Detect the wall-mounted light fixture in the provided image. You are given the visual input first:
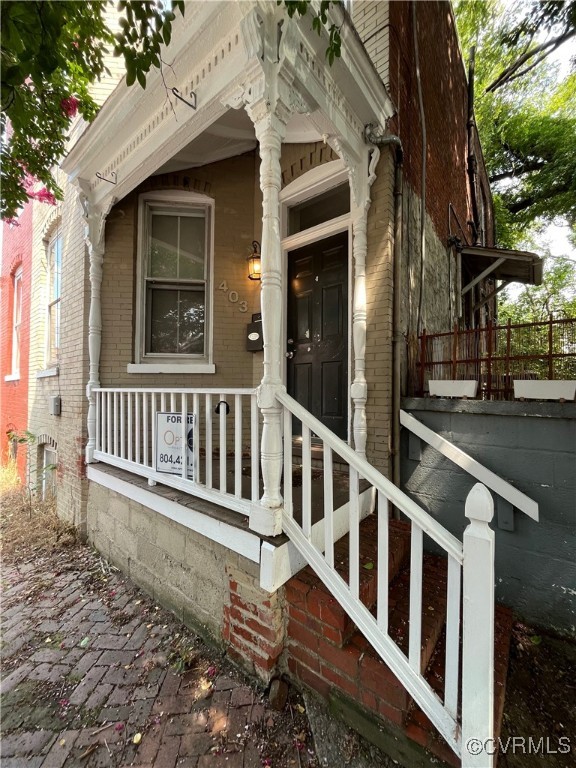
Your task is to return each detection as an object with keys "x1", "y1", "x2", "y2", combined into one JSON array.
[{"x1": 247, "y1": 240, "x2": 262, "y2": 280}]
